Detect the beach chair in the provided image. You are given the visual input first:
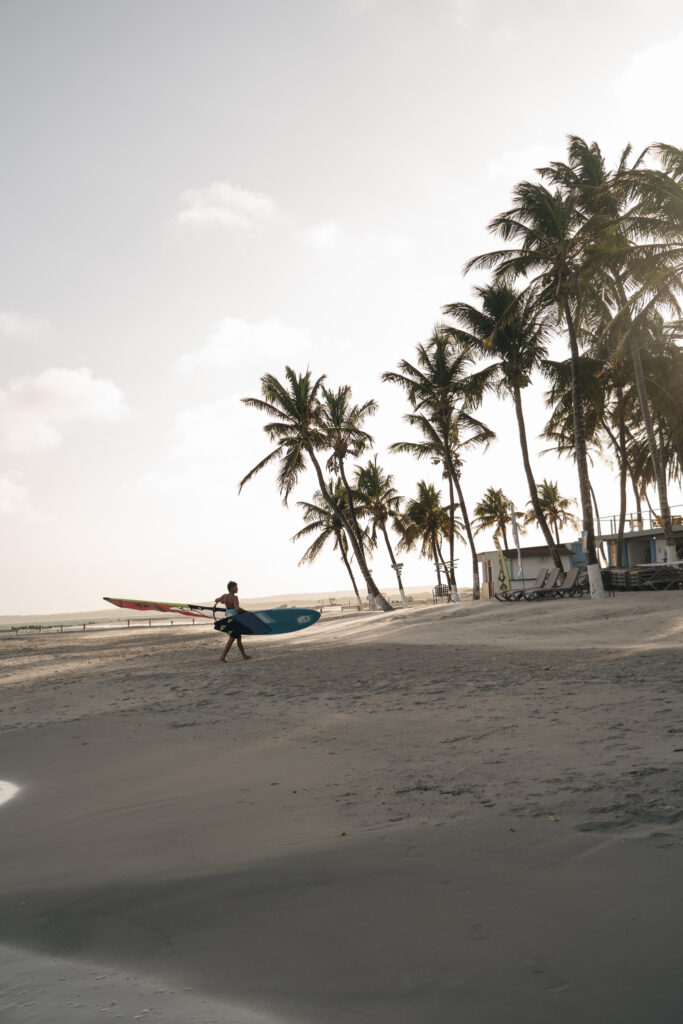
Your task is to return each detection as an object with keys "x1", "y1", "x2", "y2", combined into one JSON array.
[
  {"x1": 551, "y1": 566, "x2": 582, "y2": 597},
  {"x1": 494, "y1": 569, "x2": 546, "y2": 602},
  {"x1": 522, "y1": 567, "x2": 562, "y2": 600}
]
